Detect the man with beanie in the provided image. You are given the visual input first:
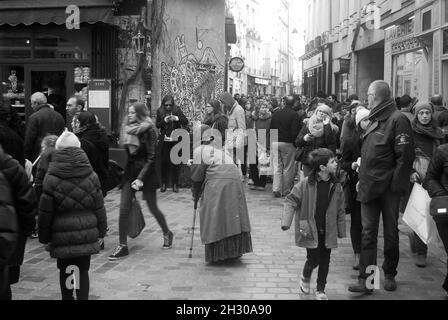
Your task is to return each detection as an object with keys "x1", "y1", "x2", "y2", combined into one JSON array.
[
  {"x1": 349, "y1": 80, "x2": 414, "y2": 294},
  {"x1": 430, "y1": 95, "x2": 446, "y2": 125},
  {"x1": 24, "y1": 92, "x2": 65, "y2": 162},
  {"x1": 220, "y1": 92, "x2": 246, "y2": 173},
  {"x1": 270, "y1": 95, "x2": 300, "y2": 197}
]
